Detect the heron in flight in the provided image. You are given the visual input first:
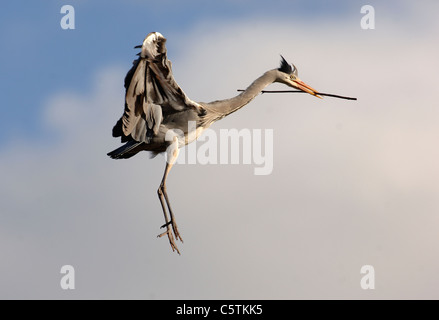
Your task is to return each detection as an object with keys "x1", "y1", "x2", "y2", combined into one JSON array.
[{"x1": 108, "y1": 32, "x2": 320, "y2": 254}]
